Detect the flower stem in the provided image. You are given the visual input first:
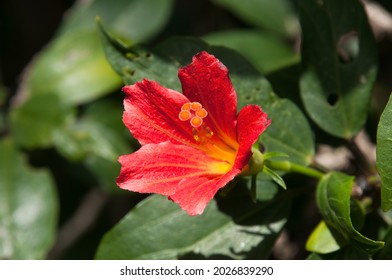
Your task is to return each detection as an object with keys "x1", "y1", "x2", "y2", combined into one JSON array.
[{"x1": 265, "y1": 160, "x2": 324, "y2": 180}]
